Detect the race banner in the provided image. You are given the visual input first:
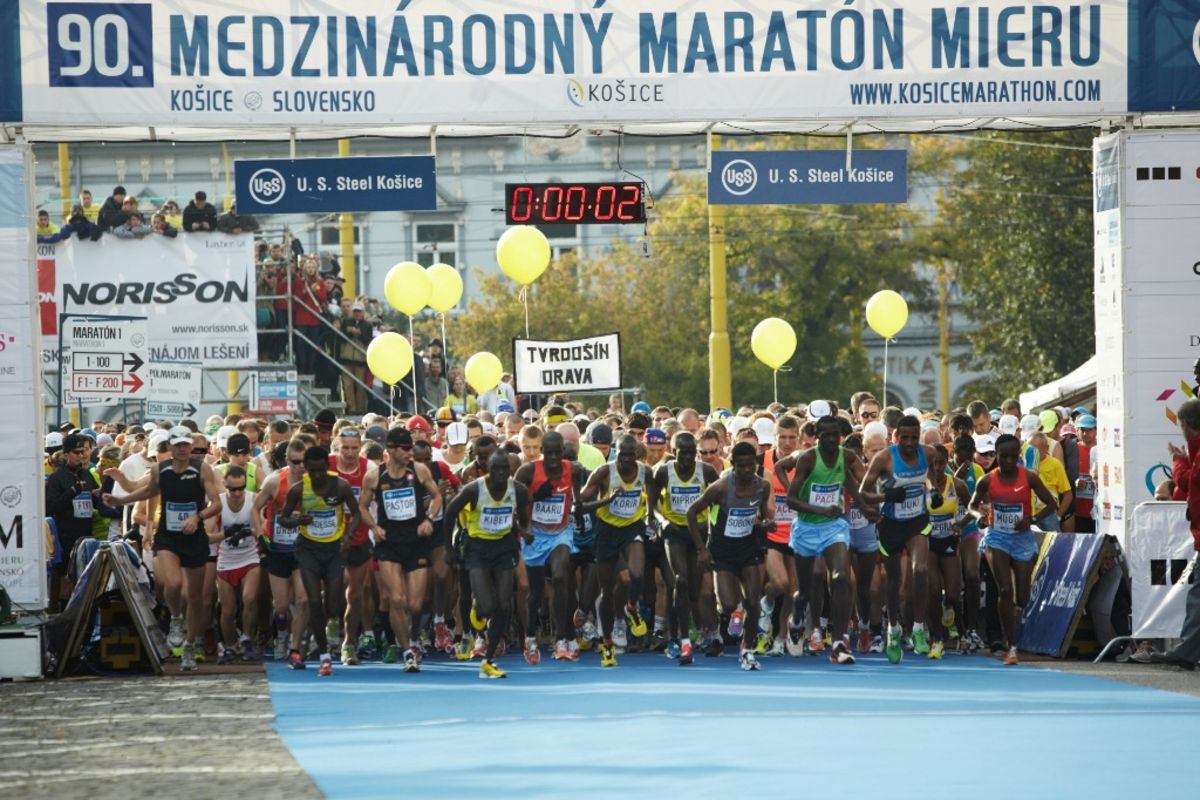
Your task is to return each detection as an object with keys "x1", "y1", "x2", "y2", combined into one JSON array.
[
  {"x1": 1018, "y1": 531, "x2": 1107, "y2": 656},
  {"x1": 1127, "y1": 501, "x2": 1194, "y2": 638},
  {"x1": 513, "y1": 333, "x2": 622, "y2": 395},
  {"x1": 38, "y1": 234, "x2": 258, "y2": 370},
  {"x1": 3, "y1": 1, "x2": 1199, "y2": 127}
]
